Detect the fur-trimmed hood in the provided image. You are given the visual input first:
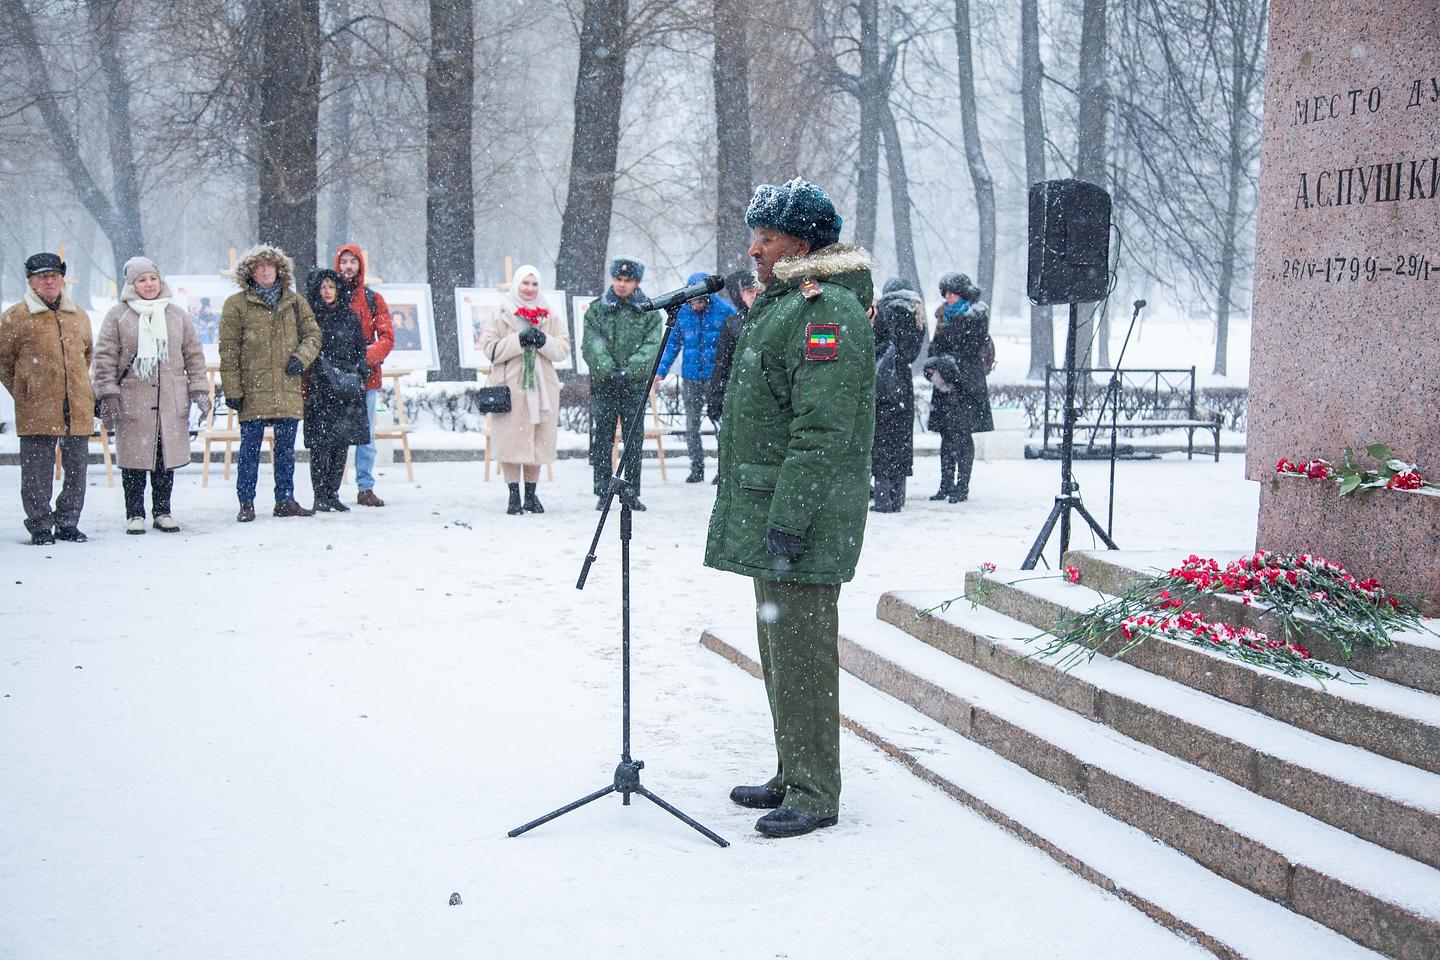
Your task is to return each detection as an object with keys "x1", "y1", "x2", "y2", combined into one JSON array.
[
  {"x1": 772, "y1": 243, "x2": 872, "y2": 283},
  {"x1": 233, "y1": 243, "x2": 296, "y2": 290}
]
